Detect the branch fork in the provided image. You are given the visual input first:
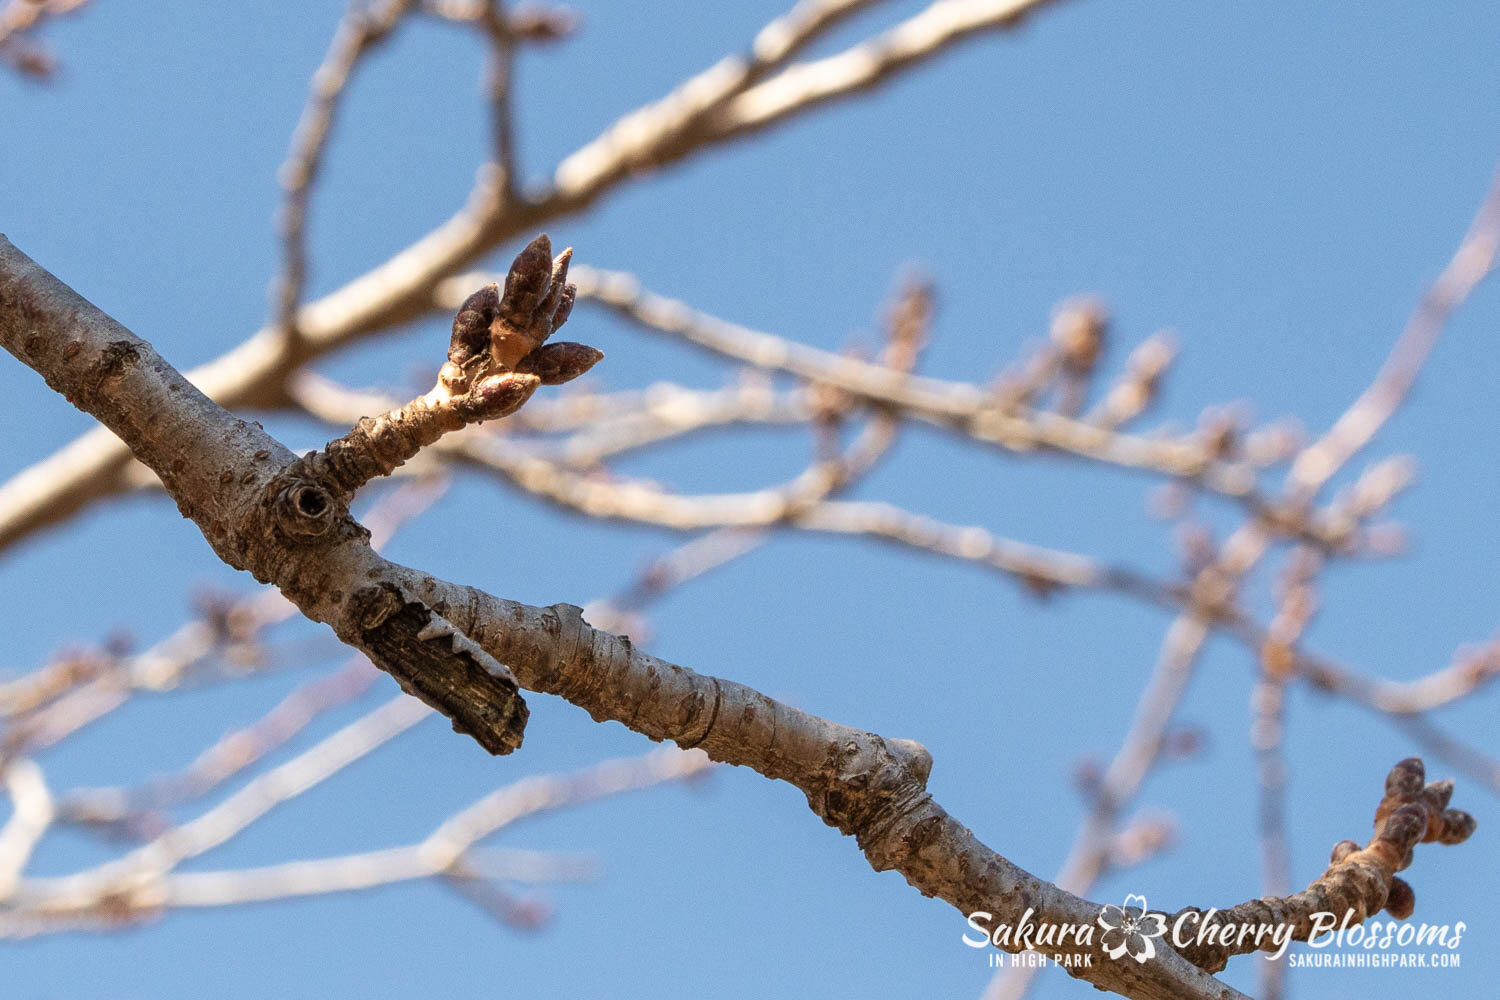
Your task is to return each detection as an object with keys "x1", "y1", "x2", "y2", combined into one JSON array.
[
  {"x1": 209, "y1": 235, "x2": 594, "y2": 755},
  {"x1": 237, "y1": 235, "x2": 602, "y2": 755}
]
